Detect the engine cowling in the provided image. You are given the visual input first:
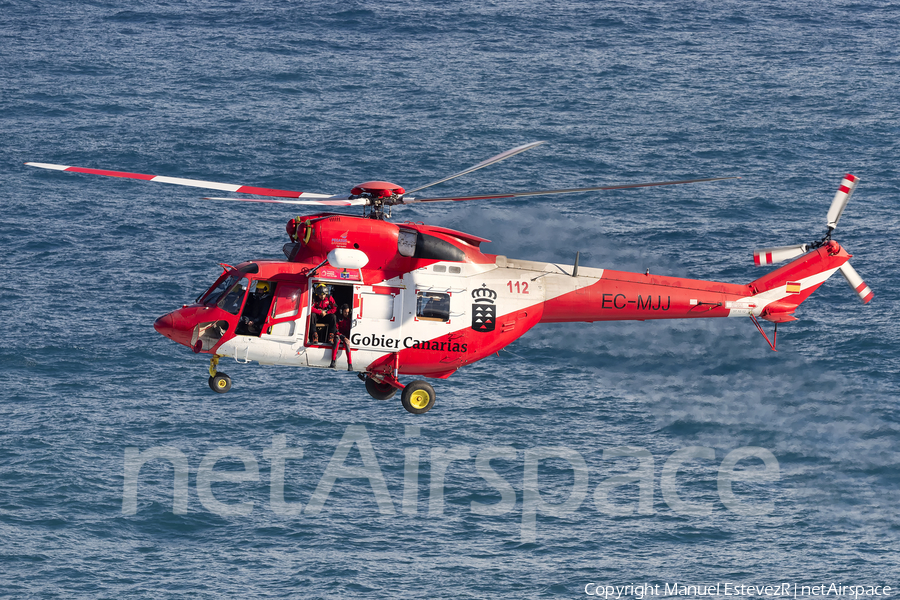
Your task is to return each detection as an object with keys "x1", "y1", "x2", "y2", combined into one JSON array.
[{"x1": 283, "y1": 214, "x2": 486, "y2": 271}]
